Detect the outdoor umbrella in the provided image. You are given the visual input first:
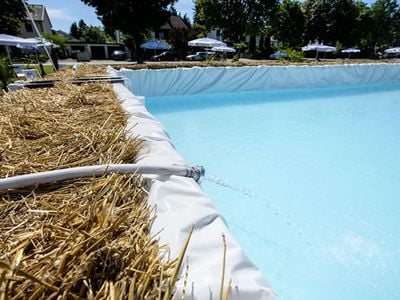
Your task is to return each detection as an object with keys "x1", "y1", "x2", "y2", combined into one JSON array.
[
  {"x1": 0, "y1": 33, "x2": 39, "y2": 63},
  {"x1": 270, "y1": 51, "x2": 289, "y2": 59},
  {"x1": 0, "y1": 34, "x2": 37, "y2": 46},
  {"x1": 211, "y1": 46, "x2": 236, "y2": 53},
  {"x1": 140, "y1": 39, "x2": 170, "y2": 50},
  {"x1": 384, "y1": 47, "x2": 400, "y2": 54},
  {"x1": 16, "y1": 43, "x2": 38, "y2": 50},
  {"x1": 302, "y1": 43, "x2": 336, "y2": 59},
  {"x1": 188, "y1": 37, "x2": 226, "y2": 48},
  {"x1": 341, "y1": 48, "x2": 360, "y2": 58},
  {"x1": 25, "y1": 37, "x2": 57, "y2": 48}
]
